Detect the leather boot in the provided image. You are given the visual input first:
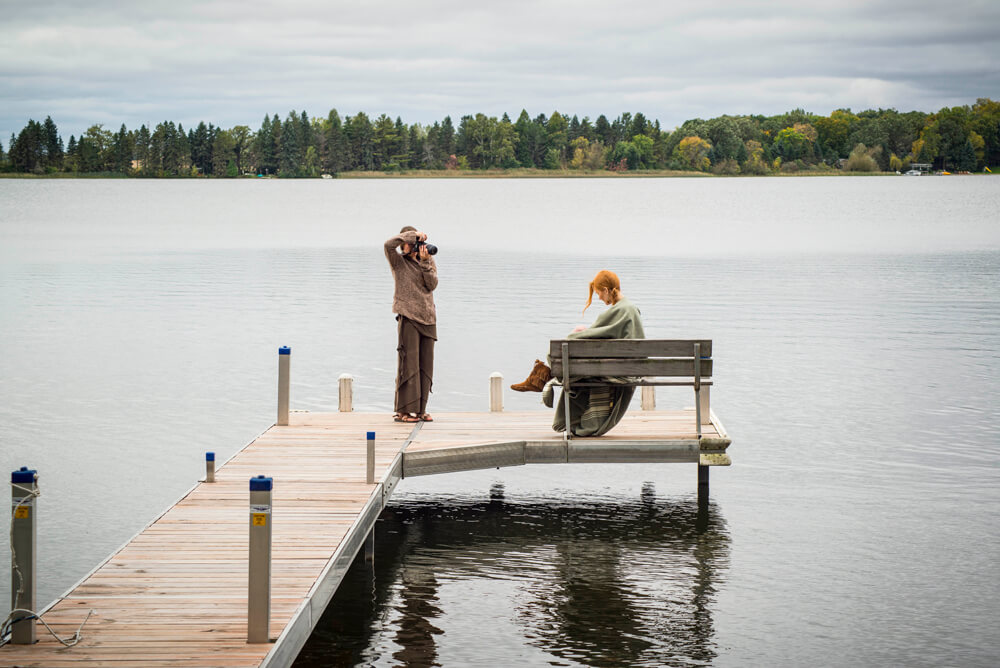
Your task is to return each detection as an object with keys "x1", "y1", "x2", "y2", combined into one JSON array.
[{"x1": 510, "y1": 359, "x2": 551, "y2": 392}]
